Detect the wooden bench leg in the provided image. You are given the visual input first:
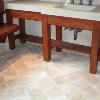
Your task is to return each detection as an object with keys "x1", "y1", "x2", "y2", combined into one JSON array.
[
  {"x1": 98, "y1": 45, "x2": 100, "y2": 61},
  {"x1": 56, "y1": 25, "x2": 62, "y2": 52},
  {"x1": 8, "y1": 33, "x2": 15, "y2": 50},
  {"x1": 19, "y1": 18, "x2": 26, "y2": 44},
  {"x1": 90, "y1": 24, "x2": 100, "y2": 74},
  {"x1": 42, "y1": 15, "x2": 51, "y2": 61}
]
